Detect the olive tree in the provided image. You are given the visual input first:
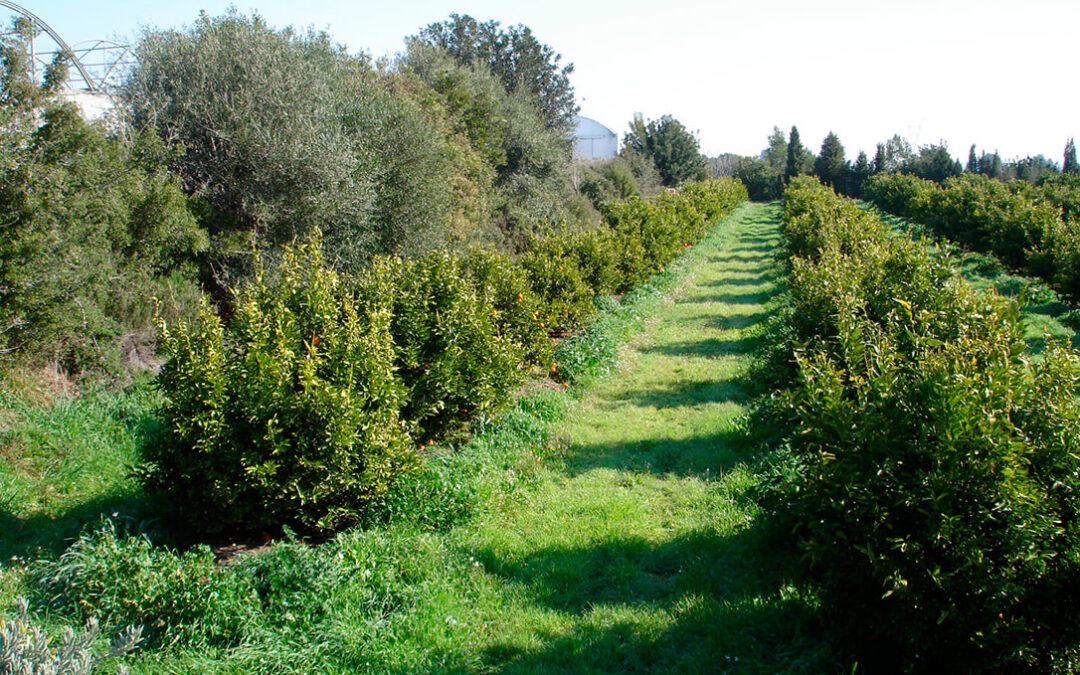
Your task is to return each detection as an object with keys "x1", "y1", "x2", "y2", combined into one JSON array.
[{"x1": 126, "y1": 10, "x2": 457, "y2": 281}]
